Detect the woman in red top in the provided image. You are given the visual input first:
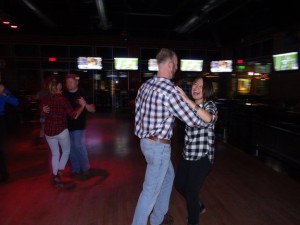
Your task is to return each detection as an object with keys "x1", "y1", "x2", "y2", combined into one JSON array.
[{"x1": 42, "y1": 77, "x2": 85, "y2": 187}]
